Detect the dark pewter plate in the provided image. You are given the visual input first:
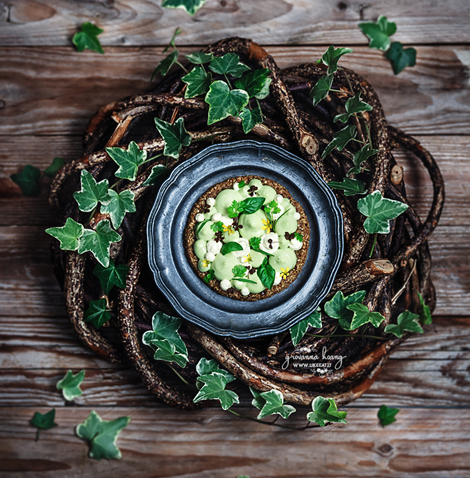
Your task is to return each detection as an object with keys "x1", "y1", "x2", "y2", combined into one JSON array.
[{"x1": 147, "y1": 140, "x2": 343, "y2": 339}]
